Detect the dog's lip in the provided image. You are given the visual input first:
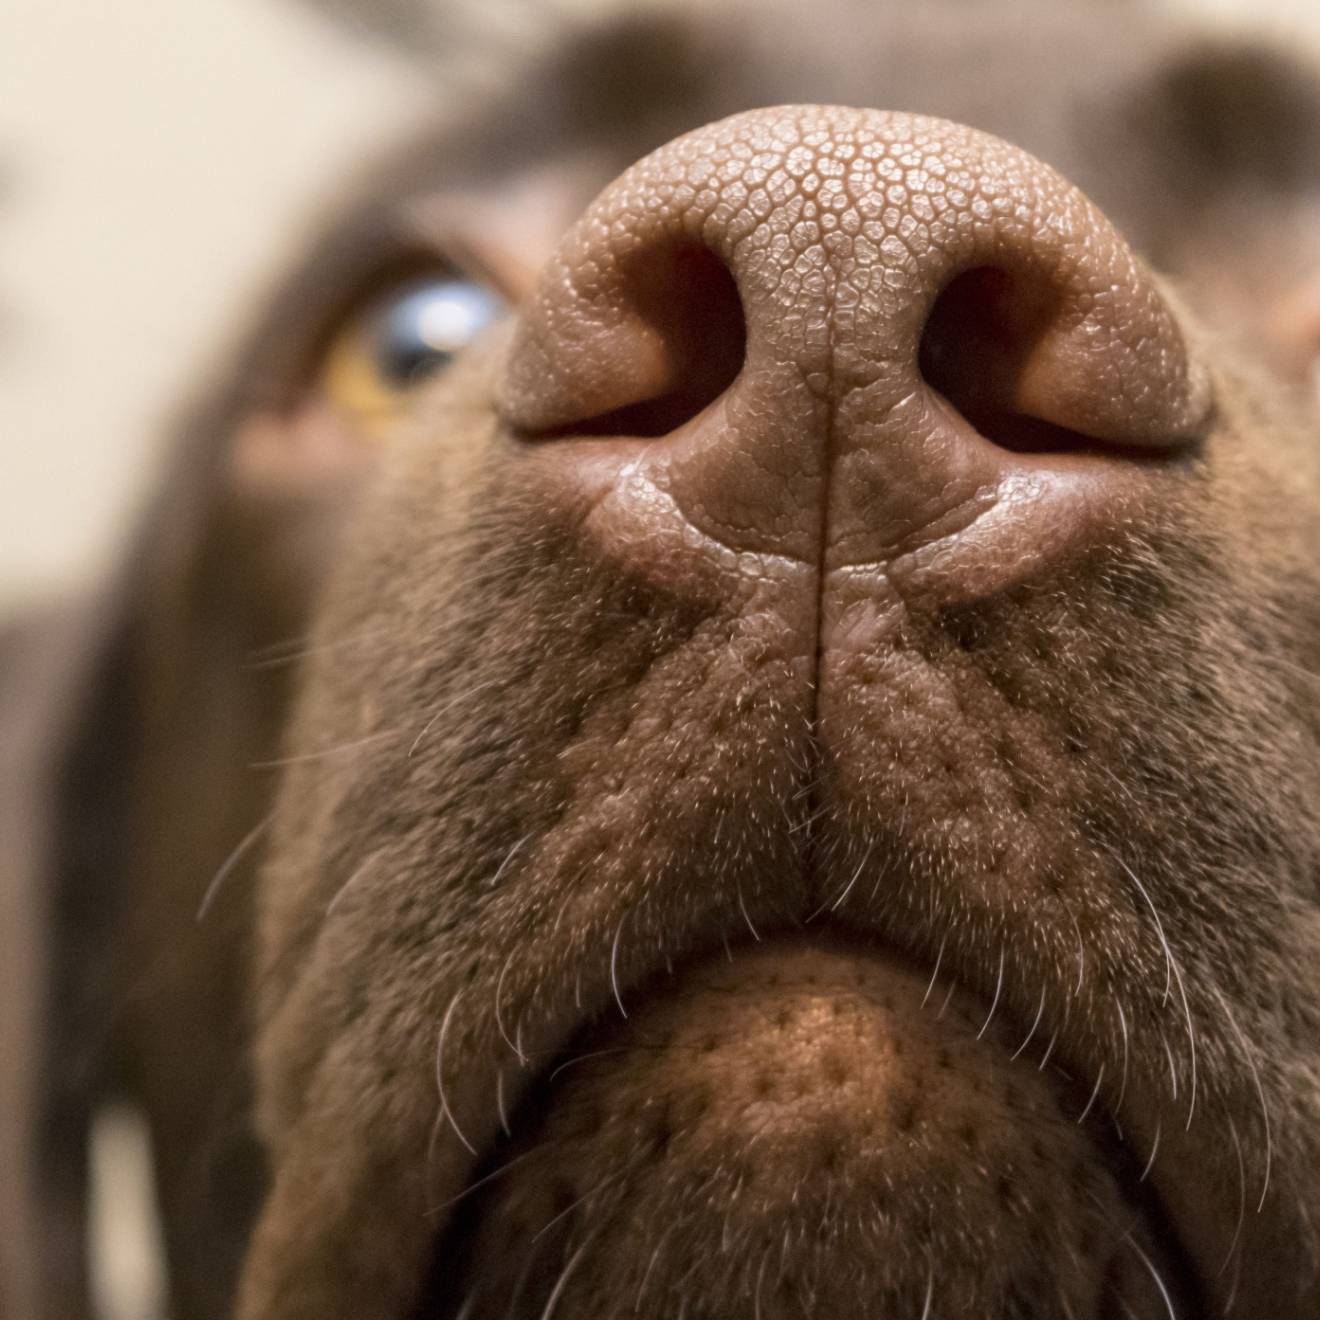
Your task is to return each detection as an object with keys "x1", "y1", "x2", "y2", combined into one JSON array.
[{"x1": 435, "y1": 921, "x2": 1203, "y2": 1316}]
